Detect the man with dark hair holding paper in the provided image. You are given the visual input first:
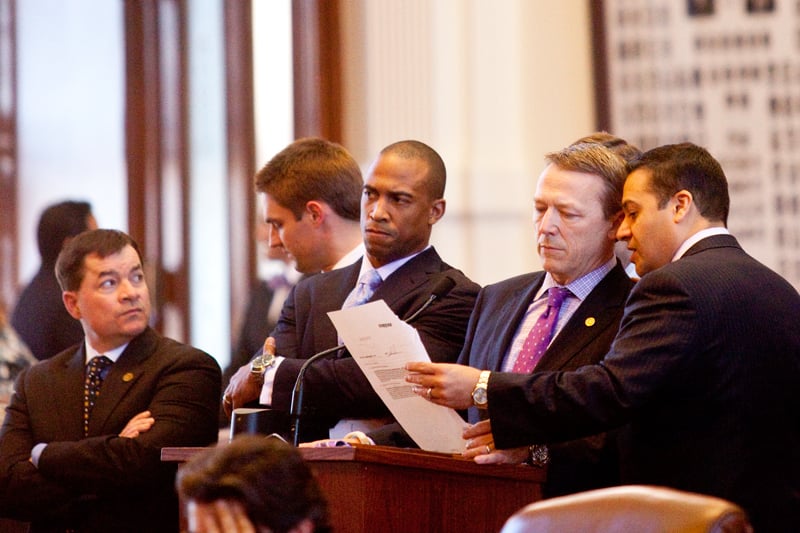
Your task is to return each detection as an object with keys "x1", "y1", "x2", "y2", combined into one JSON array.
[{"x1": 407, "y1": 143, "x2": 800, "y2": 531}]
